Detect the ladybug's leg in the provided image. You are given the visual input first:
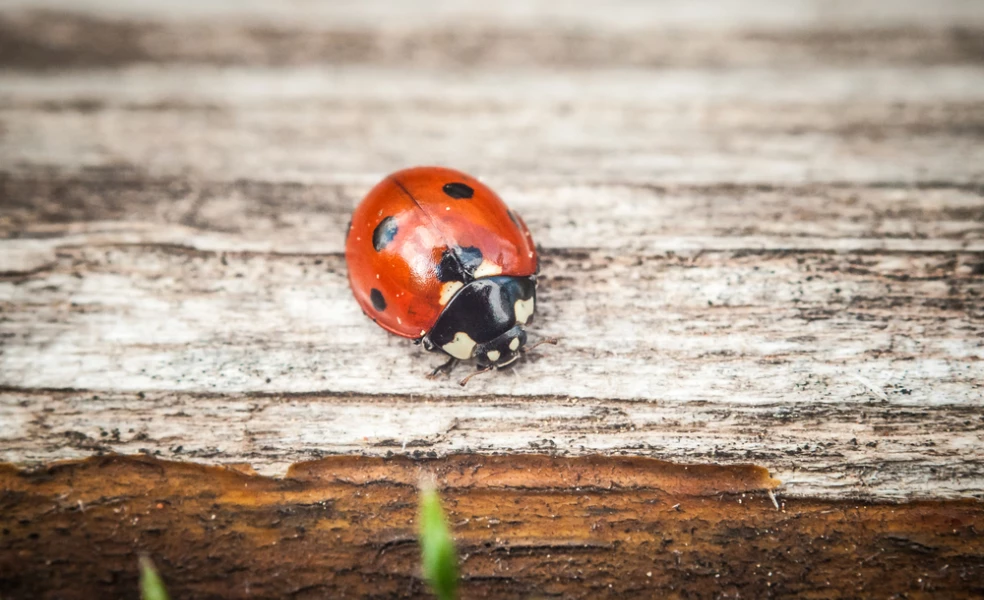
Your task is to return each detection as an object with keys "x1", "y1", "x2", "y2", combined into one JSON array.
[
  {"x1": 458, "y1": 365, "x2": 493, "y2": 387},
  {"x1": 427, "y1": 356, "x2": 459, "y2": 379}
]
